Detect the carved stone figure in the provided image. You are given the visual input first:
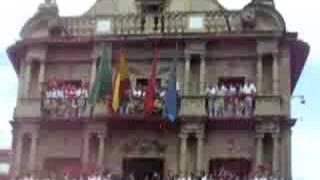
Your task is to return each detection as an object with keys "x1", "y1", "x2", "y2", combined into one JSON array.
[{"x1": 241, "y1": 7, "x2": 256, "y2": 30}]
